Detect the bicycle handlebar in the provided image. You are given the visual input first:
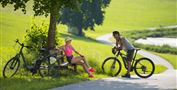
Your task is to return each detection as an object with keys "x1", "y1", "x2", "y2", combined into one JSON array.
[{"x1": 15, "y1": 39, "x2": 32, "y2": 49}]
